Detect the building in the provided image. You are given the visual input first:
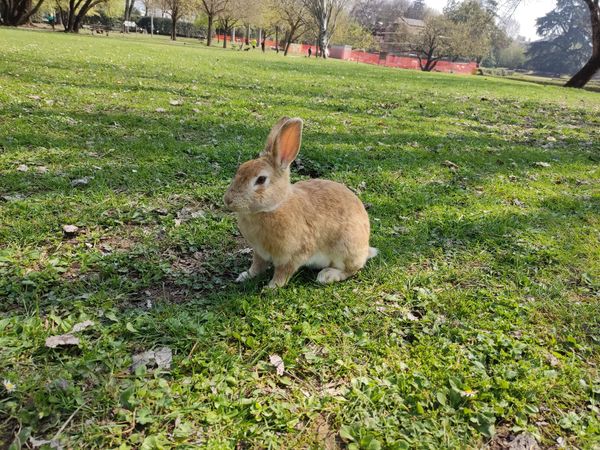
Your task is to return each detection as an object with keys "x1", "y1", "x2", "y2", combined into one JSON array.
[{"x1": 379, "y1": 17, "x2": 425, "y2": 54}]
